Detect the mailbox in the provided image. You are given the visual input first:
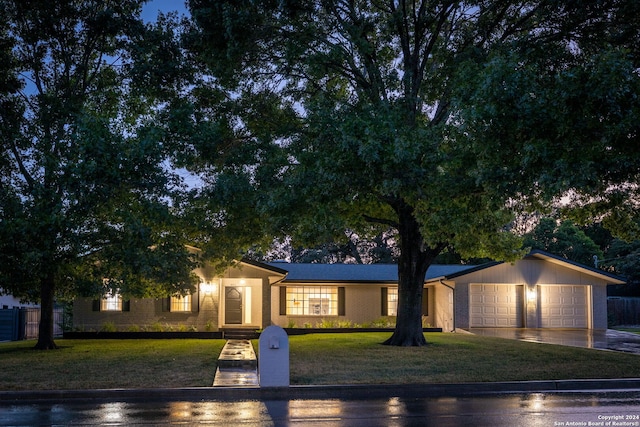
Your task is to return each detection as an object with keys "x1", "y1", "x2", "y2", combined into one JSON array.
[{"x1": 259, "y1": 325, "x2": 289, "y2": 387}]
